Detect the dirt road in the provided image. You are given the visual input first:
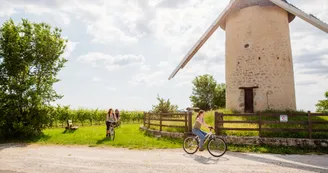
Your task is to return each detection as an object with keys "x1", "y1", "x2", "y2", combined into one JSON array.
[{"x1": 0, "y1": 144, "x2": 327, "y2": 173}]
